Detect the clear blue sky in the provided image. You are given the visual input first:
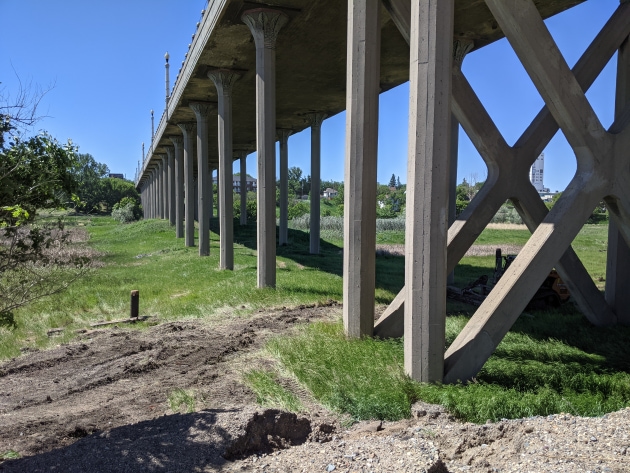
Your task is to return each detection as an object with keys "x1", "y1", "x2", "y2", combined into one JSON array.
[{"x1": 1, "y1": 0, "x2": 619, "y2": 192}]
